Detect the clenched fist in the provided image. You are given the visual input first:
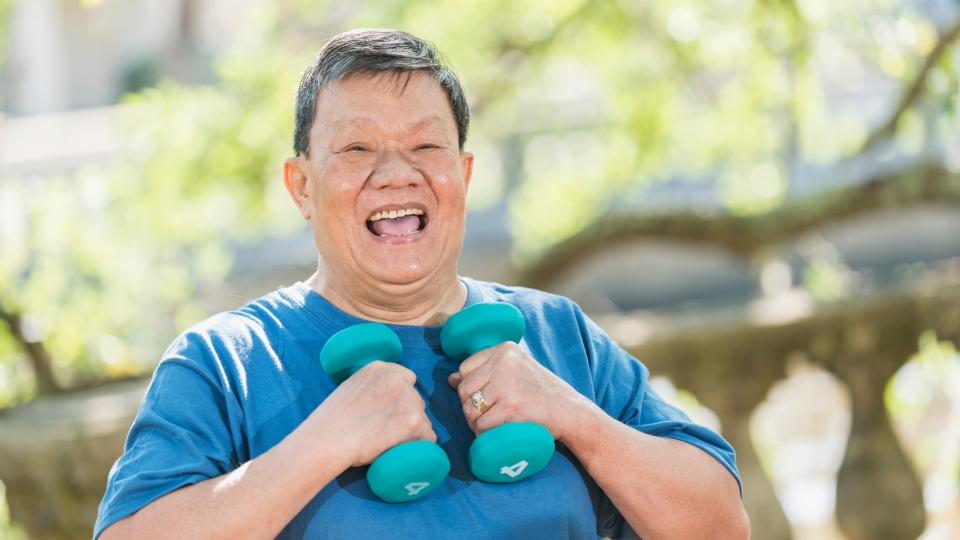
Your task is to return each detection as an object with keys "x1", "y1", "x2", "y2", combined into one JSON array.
[
  {"x1": 309, "y1": 360, "x2": 436, "y2": 467},
  {"x1": 448, "y1": 341, "x2": 593, "y2": 444}
]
